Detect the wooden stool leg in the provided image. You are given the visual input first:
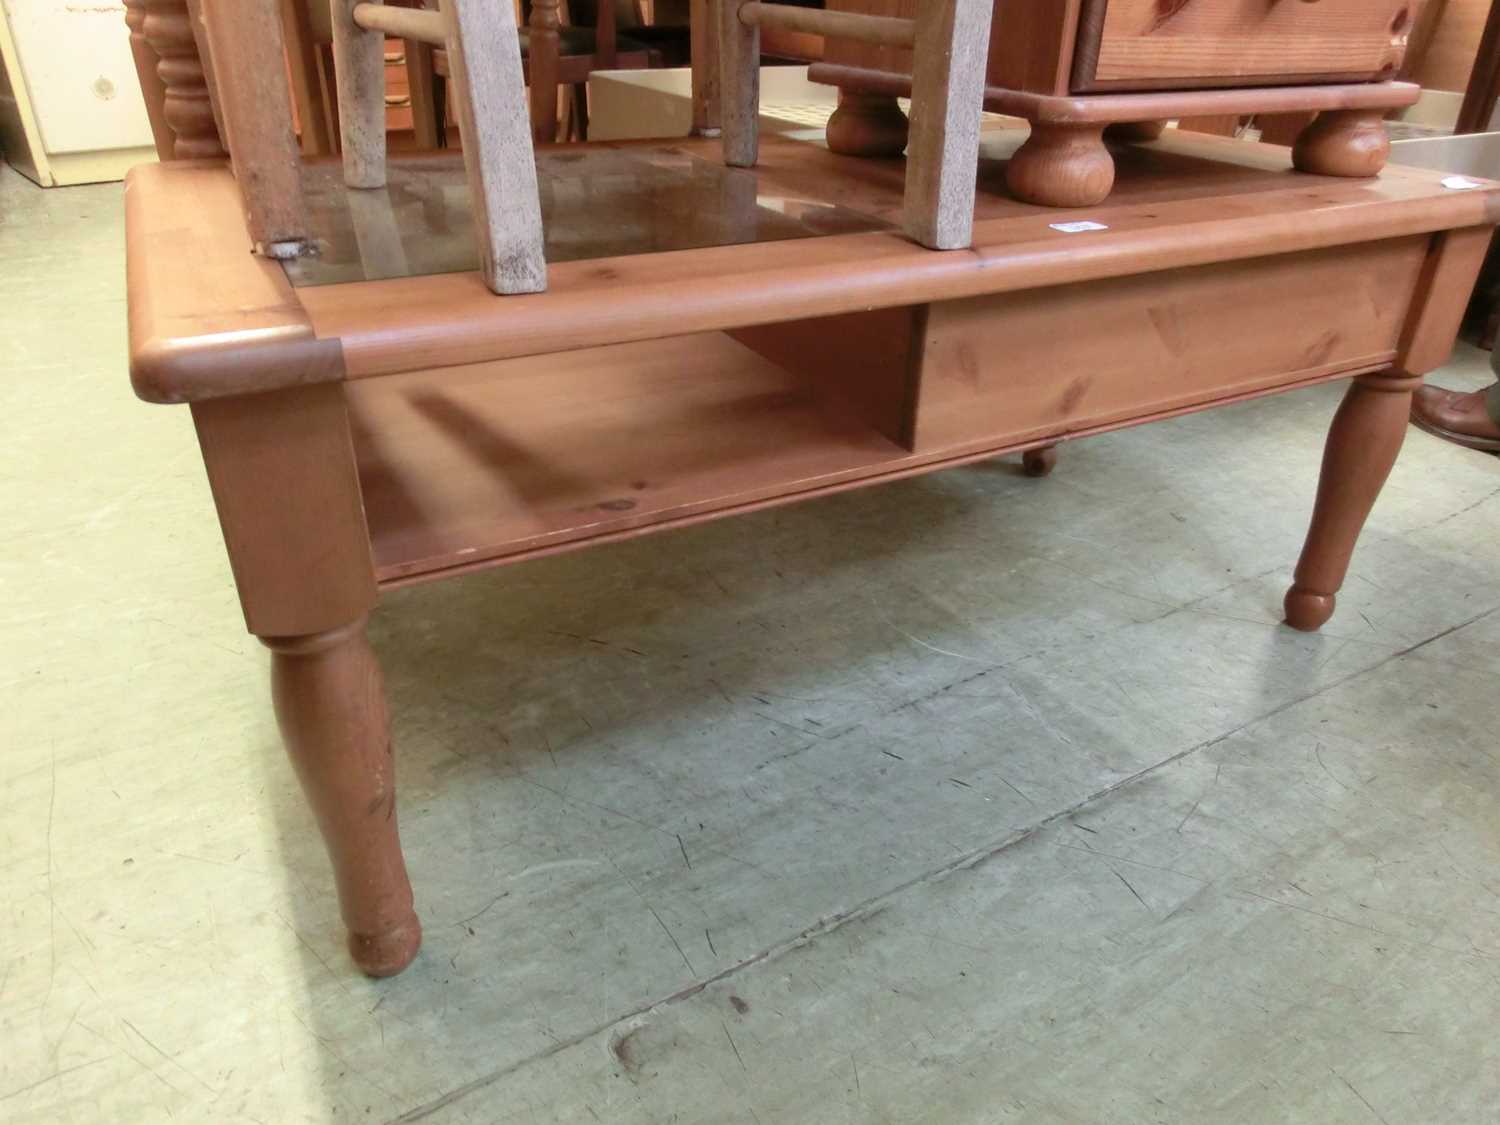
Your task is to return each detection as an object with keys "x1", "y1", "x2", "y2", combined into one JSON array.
[
  {"x1": 1006, "y1": 122, "x2": 1114, "y2": 208},
  {"x1": 1022, "y1": 444, "x2": 1058, "y2": 477},
  {"x1": 1285, "y1": 371, "x2": 1420, "y2": 631},
  {"x1": 263, "y1": 620, "x2": 420, "y2": 977},
  {"x1": 689, "y1": 0, "x2": 721, "y2": 136},
  {"x1": 720, "y1": 0, "x2": 760, "y2": 166},
  {"x1": 124, "y1": 0, "x2": 175, "y2": 159},
  {"x1": 443, "y1": 0, "x2": 547, "y2": 293},
  {"x1": 406, "y1": 39, "x2": 440, "y2": 150},
  {"x1": 134, "y1": 0, "x2": 226, "y2": 159},
  {"x1": 1292, "y1": 109, "x2": 1391, "y2": 178},
  {"x1": 903, "y1": 0, "x2": 993, "y2": 249},
  {"x1": 528, "y1": 0, "x2": 561, "y2": 144},
  {"x1": 331, "y1": 0, "x2": 387, "y2": 187},
  {"x1": 826, "y1": 91, "x2": 909, "y2": 157}
]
